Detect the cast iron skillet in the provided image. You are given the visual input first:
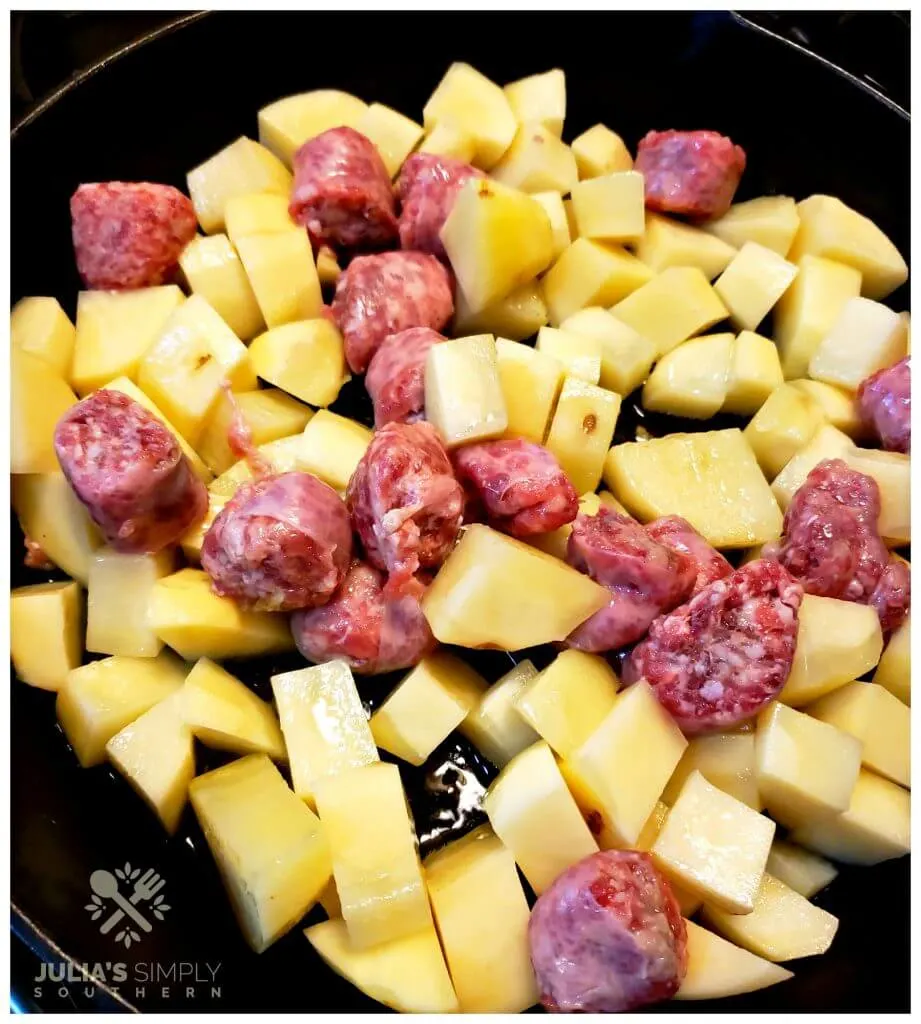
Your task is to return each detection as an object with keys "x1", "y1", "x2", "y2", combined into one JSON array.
[{"x1": 11, "y1": 11, "x2": 910, "y2": 1012}]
